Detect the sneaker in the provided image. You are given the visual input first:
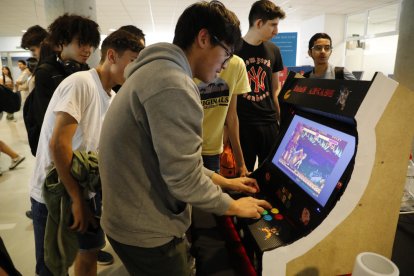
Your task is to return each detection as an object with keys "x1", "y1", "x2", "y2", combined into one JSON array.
[
  {"x1": 26, "y1": 210, "x2": 33, "y2": 220},
  {"x1": 9, "y1": 156, "x2": 25, "y2": 170},
  {"x1": 97, "y1": 250, "x2": 114, "y2": 266}
]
